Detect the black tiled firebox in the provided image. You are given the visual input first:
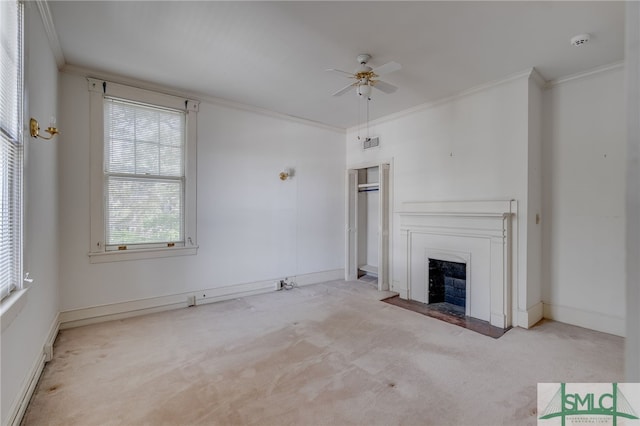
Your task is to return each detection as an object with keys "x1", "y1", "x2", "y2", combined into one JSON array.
[{"x1": 428, "y1": 259, "x2": 466, "y2": 308}]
